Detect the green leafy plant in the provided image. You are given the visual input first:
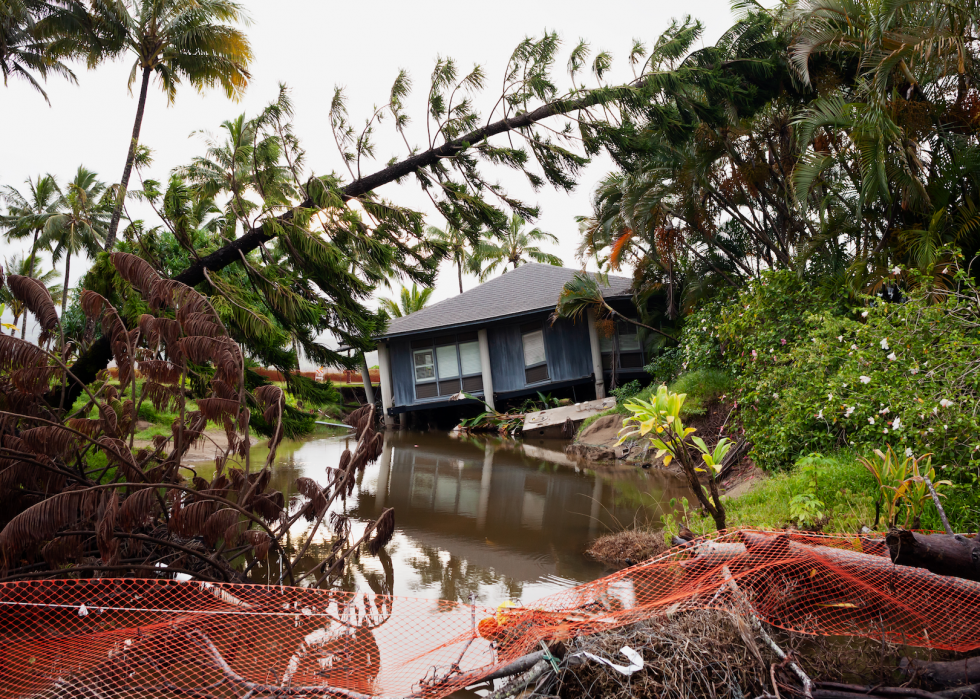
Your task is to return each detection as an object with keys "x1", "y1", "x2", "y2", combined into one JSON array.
[
  {"x1": 787, "y1": 456, "x2": 827, "y2": 527},
  {"x1": 611, "y1": 380, "x2": 643, "y2": 402},
  {"x1": 859, "y1": 446, "x2": 951, "y2": 528},
  {"x1": 618, "y1": 385, "x2": 729, "y2": 529}
]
